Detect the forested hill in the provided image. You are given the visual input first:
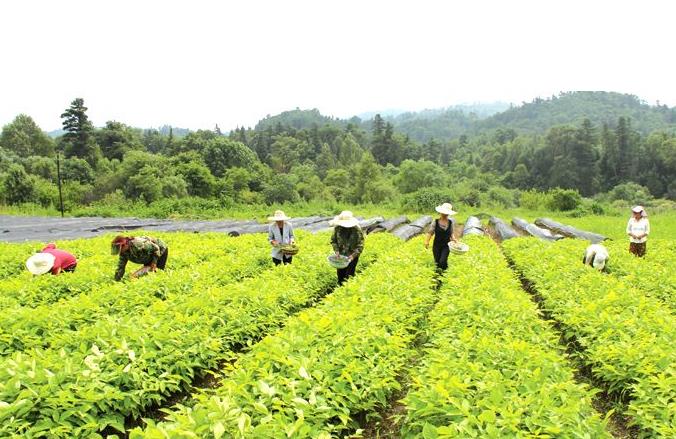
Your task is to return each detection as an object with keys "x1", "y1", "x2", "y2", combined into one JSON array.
[
  {"x1": 250, "y1": 92, "x2": 676, "y2": 142},
  {"x1": 479, "y1": 92, "x2": 676, "y2": 135}
]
